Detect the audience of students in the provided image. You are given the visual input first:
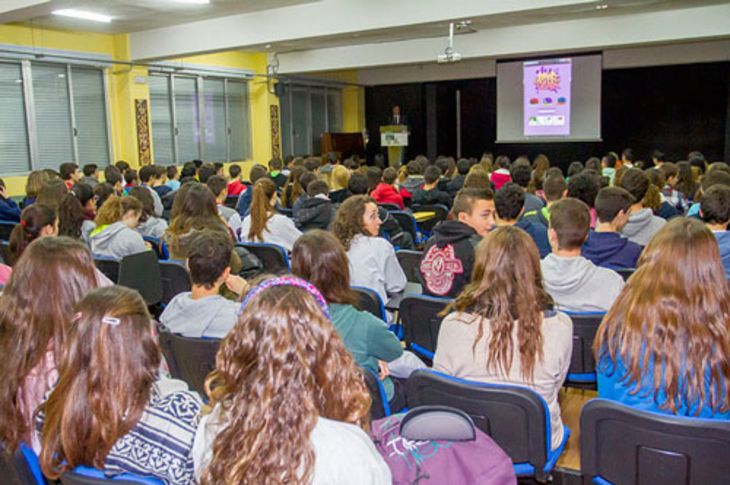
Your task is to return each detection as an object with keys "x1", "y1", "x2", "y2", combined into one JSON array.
[
  {"x1": 333, "y1": 195, "x2": 406, "y2": 305},
  {"x1": 434, "y1": 226, "x2": 572, "y2": 451},
  {"x1": 595, "y1": 218, "x2": 730, "y2": 419},
  {"x1": 510, "y1": 159, "x2": 545, "y2": 213},
  {"x1": 419, "y1": 188, "x2": 495, "y2": 298},
  {"x1": 522, "y1": 175, "x2": 567, "y2": 227},
  {"x1": 370, "y1": 167, "x2": 405, "y2": 209},
  {"x1": 207, "y1": 175, "x2": 242, "y2": 235},
  {"x1": 541, "y1": 198, "x2": 625, "y2": 312},
  {"x1": 581, "y1": 187, "x2": 643, "y2": 270},
  {"x1": 619, "y1": 168, "x2": 667, "y2": 245},
  {"x1": 90, "y1": 195, "x2": 148, "y2": 259},
  {"x1": 490, "y1": 156, "x2": 512, "y2": 191},
  {"x1": 193, "y1": 277, "x2": 390, "y2": 484},
  {"x1": 59, "y1": 163, "x2": 81, "y2": 190},
  {"x1": 240, "y1": 178, "x2": 301, "y2": 251},
  {"x1": 700, "y1": 184, "x2": 730, "y2": 279},
  {"x1": 268, "y1": 157, "x2": 287, "y2": 189},
  {"x1": 412, "y1": 165, "x2": 452, "y2": 207},
  {"x1": 494, "y1": 183, "x2": 551, "y2": 258},
  {"x1": 294, "y1": 180, "x2": 334, "y2": 232}
]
